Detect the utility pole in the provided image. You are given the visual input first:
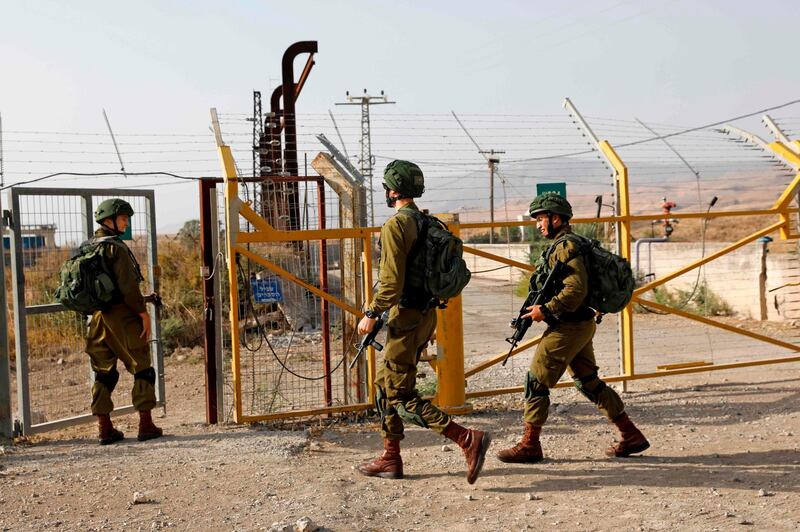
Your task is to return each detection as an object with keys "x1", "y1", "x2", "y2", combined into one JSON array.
[
  {"x1": 479, "y1": 150, "x2": 505, "y2": 243},
  {"x1": 249, "y1": 91, "x2": 264, "y2": 178},
  {"x1": 336, "y1": 90, "x2": 395, "y2": 226},
  {"x1": 452, "y1": 111, "x2": 506, "y2": 244}
]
